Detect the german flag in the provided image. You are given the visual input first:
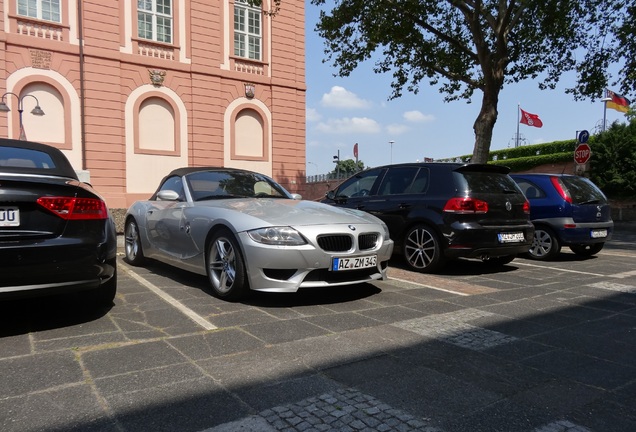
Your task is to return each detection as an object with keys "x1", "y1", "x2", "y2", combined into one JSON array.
[{"x1": 606, "y1": 89, "x2": 631, "y2": 113}]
